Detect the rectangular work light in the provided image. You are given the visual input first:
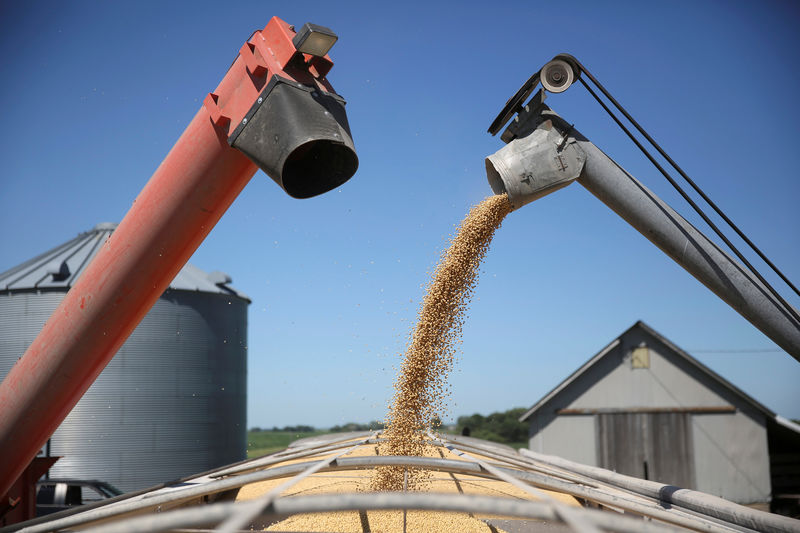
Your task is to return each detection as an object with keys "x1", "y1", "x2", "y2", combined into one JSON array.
[{"x1": 292, "y1": 22, "x2": 338, "y2": 57}]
